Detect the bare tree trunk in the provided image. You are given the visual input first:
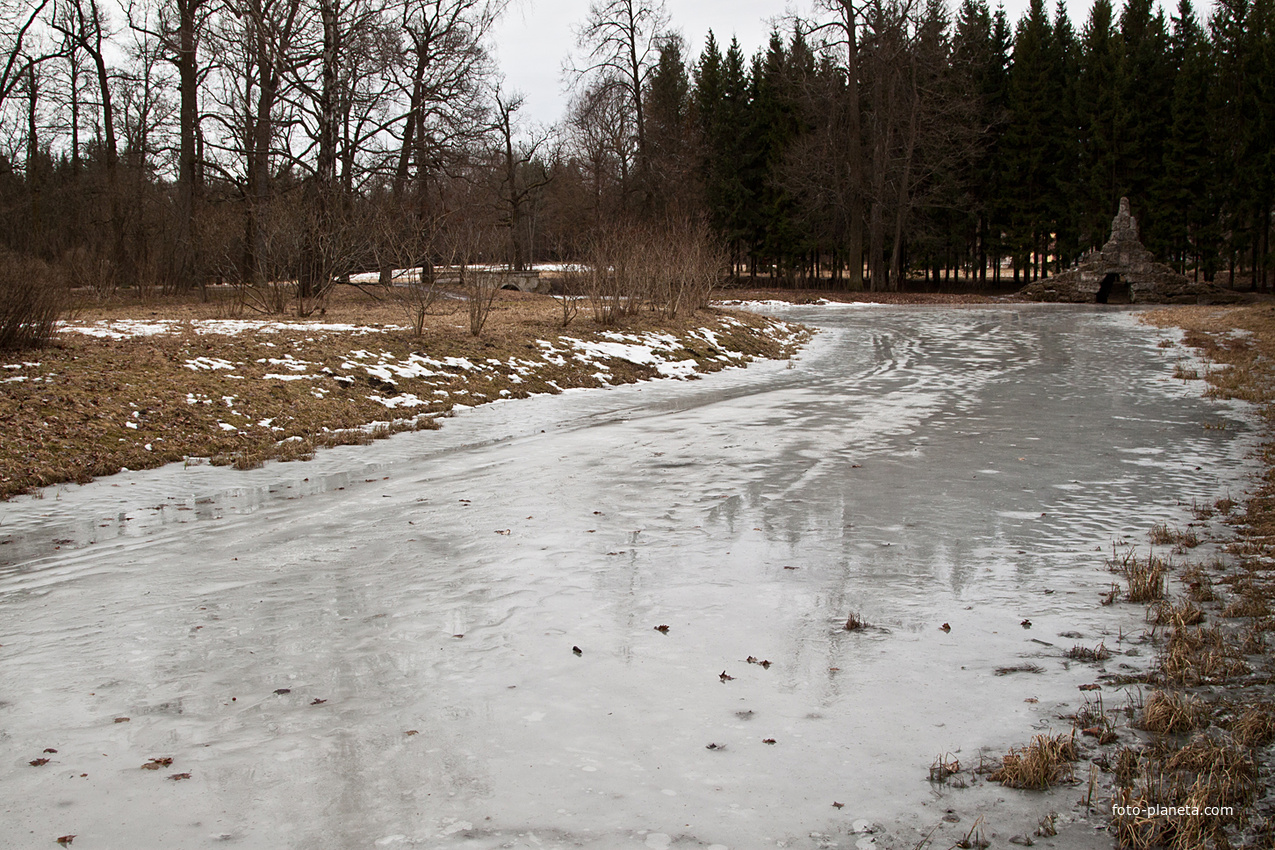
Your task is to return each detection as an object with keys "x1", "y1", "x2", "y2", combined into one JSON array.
[
  {"x1": 175, "y1": 0, "x2": 202, "y2": 289},
  {"x1": 842, "y1": 2, "x2": 865, "y2": 291},
  {"x1": 888, "y1": 59, "x2": 919, "y2": 290}
]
